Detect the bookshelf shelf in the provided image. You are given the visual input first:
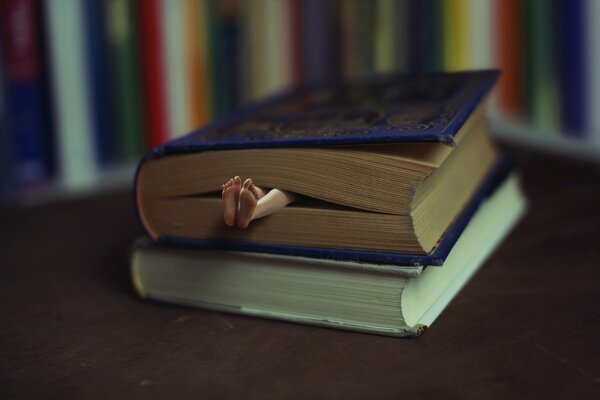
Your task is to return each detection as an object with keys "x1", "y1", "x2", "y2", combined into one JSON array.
[
  {"x1": 489, "y1": 119, "x2": 600, "y2": 163},
  {"x1": 13, "y1": 161, "x2": 137, "y2": 206}
]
